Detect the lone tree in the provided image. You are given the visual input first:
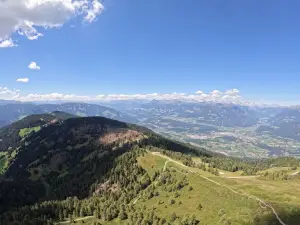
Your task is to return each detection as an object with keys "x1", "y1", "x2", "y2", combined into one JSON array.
[
  {"x1": 169, "y1": 212, "x2": 177, "y2": 222},
  {"x1": 197, "y1": 203, "x2": 203, "y2": 211}
]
